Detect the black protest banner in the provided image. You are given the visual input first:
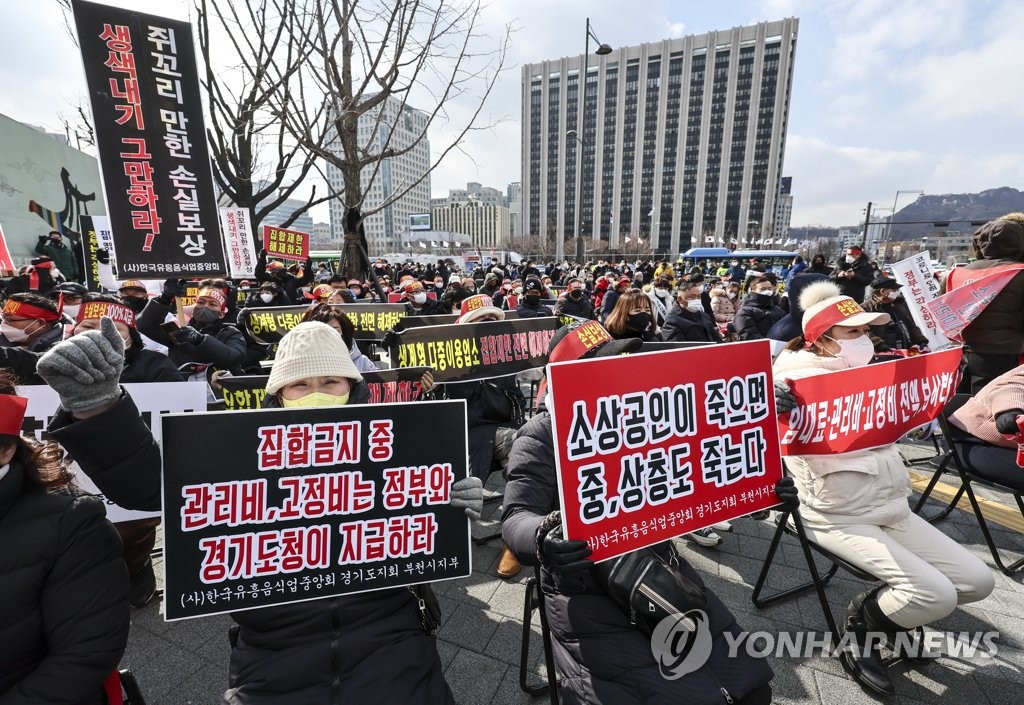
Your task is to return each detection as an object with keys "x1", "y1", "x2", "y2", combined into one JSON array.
[
  {"x1": 219, "y1": 368, "x2": 431, "y2": 410},
  {"x1": 236, "y1": 306, "x2": 307, "y2": 345},
  {"x1": 394, "y1": 310, "x2": 519, "y2": 333},
  {"x1": 388, "y1": 317, "x2": 560, "y2": 383},
  {"x1": 78, "y1": 215, "x2": 103, "y2": 292},
  {"x1": 73, "y1": 0, "x2": 226, "y2": 278},
  {"x1": 161, "y1": 400, "x2": 471, "y2": 620},
  {"x1": 337, "y1": 303, "x2": 411, "y2": 340}
]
